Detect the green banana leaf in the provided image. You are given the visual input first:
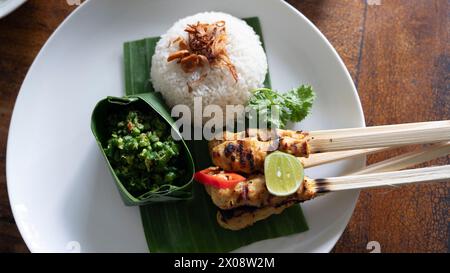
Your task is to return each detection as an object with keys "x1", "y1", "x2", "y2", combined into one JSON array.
[
  {"x1": 124, "y1": 17, "x2": 309, "y2": 252},
  {"x1": 91, "y1": 94, "x2": 195, "y2": 206}
]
